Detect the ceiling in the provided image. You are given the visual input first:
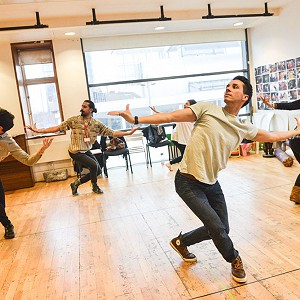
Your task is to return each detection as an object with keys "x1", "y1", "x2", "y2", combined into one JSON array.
[{"x1": 0, "y1": 0, "x2": 295, "y2": 42}]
